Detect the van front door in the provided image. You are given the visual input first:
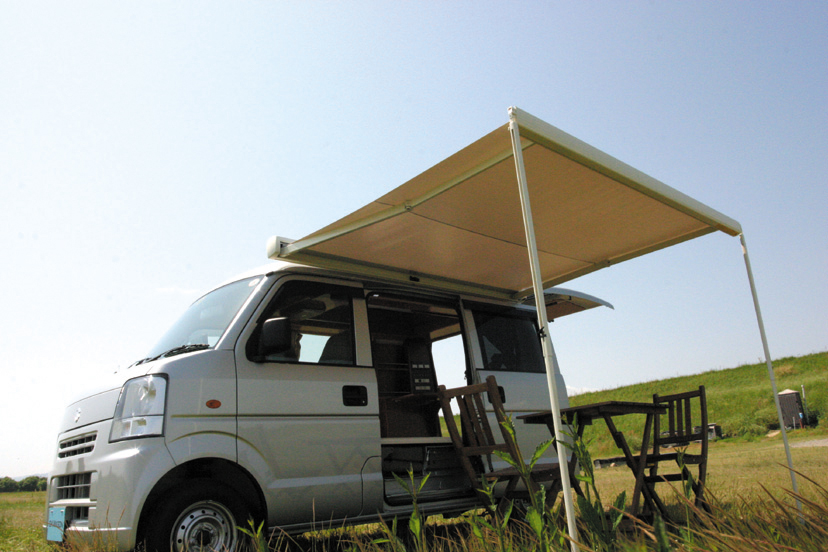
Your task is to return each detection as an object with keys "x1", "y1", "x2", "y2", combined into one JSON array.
[{"x1": 235, "y1": 278, "x2": 380, "y2": 527}]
